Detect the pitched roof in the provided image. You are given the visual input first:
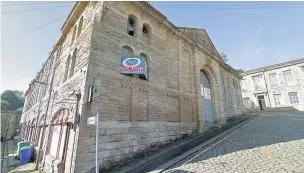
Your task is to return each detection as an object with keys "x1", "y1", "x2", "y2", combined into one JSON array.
[{"x1": 242, "y1": 58, "x2": 304, "y2": 76}]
